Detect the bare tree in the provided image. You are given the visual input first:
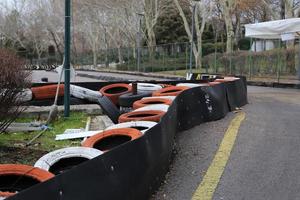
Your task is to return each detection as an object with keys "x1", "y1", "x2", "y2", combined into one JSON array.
[
  {"x1": 143, "y1": 0, "x2": 161, "y2": 56},
  {"x1": 174, "y1": 0, "x2": 212, "y2": 68}
]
